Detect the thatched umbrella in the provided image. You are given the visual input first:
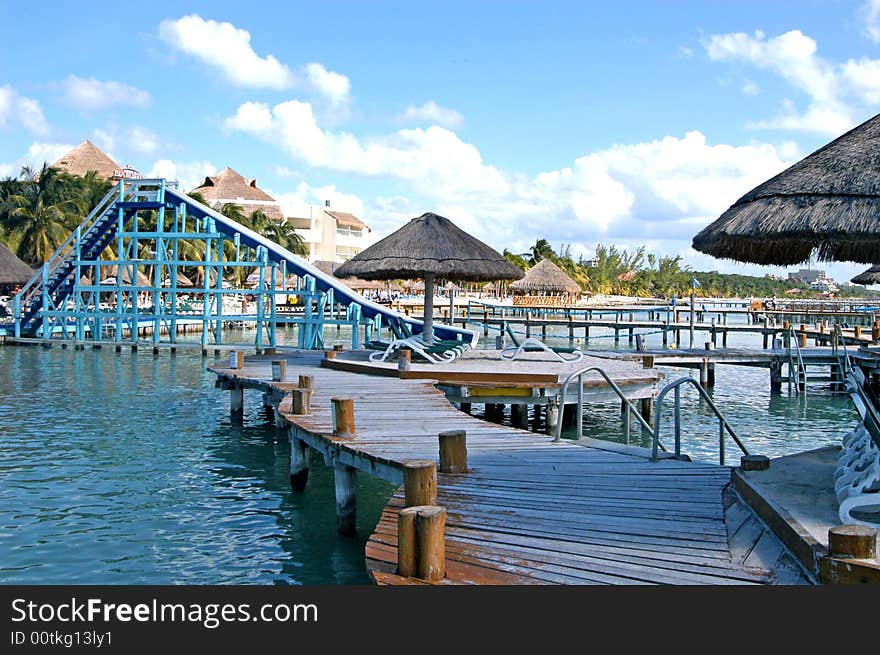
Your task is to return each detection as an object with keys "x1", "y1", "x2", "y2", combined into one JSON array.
[
  {"x1": 692, "y1": 112, "x2": 880, "y2": 265},
  {"x1": 852, "y1": 265, "x2": 880, "y2": 285},
  {"x1": 0, "y1": 243, "x2": 34, "y2": 287},
  {"x1": 509, "y1": 258, "x2": 581, "y2": 295},
  {"x1": 334, "y1": 212, "x2": 523, "y2": 343},
  {"x1": 101, "y1": 265, "x2": 151, "y2": 286}
]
